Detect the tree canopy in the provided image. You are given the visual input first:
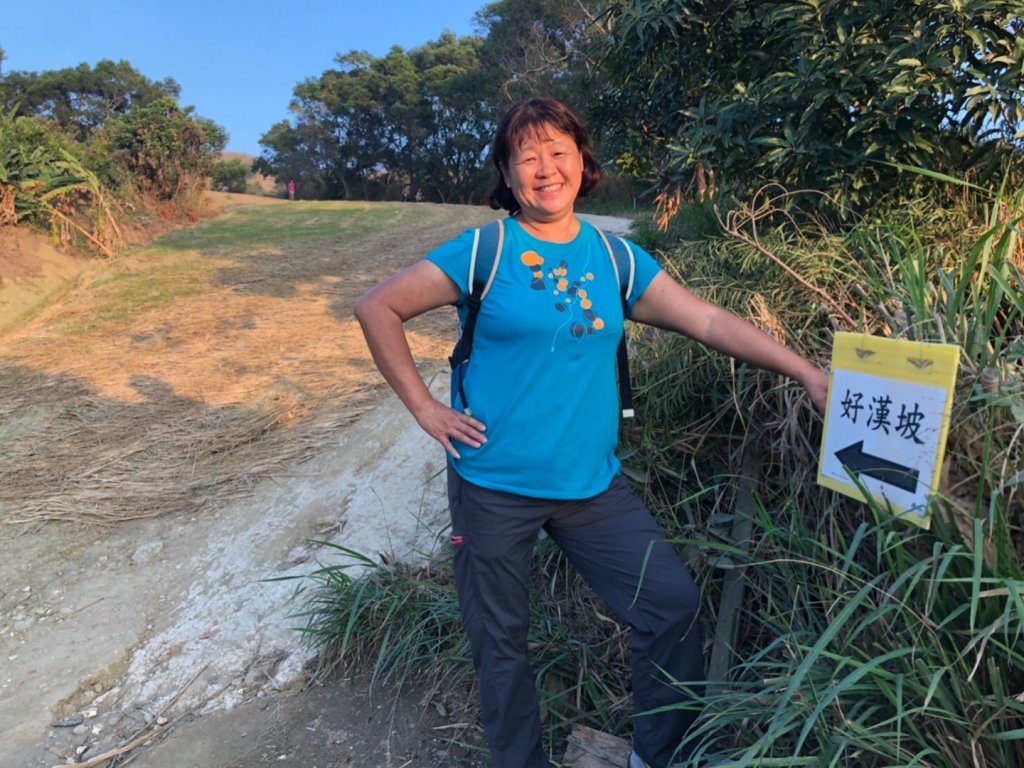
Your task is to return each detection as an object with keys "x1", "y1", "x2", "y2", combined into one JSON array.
[
  {"x1": 0, "y1": 52, "x2": 225, "y2": 241},
  {"x1": 475, "y1": 0, "x2": 606, "y2": 106},
  {"x1": 0, "y1": 59, "x2": 180, "y2": 142},
  {"x1": 211, "y1": 157, "x2": 249, "y2": 193},
  {"x1": 254, "y1": 33, "x2": 496, "y2": 203},
  {"x1": 595, "y1": 0, "x2": 1024, "y2": 216},
  {"x1": 7, "y1": 0, "x2": 1022, "y2": 221},
  {"x1": 254, "y1": 0, "x2": 612, "y2": 203},
  {"x1": 101, "y1": 96, "x2": 227, "y2": 200}
]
